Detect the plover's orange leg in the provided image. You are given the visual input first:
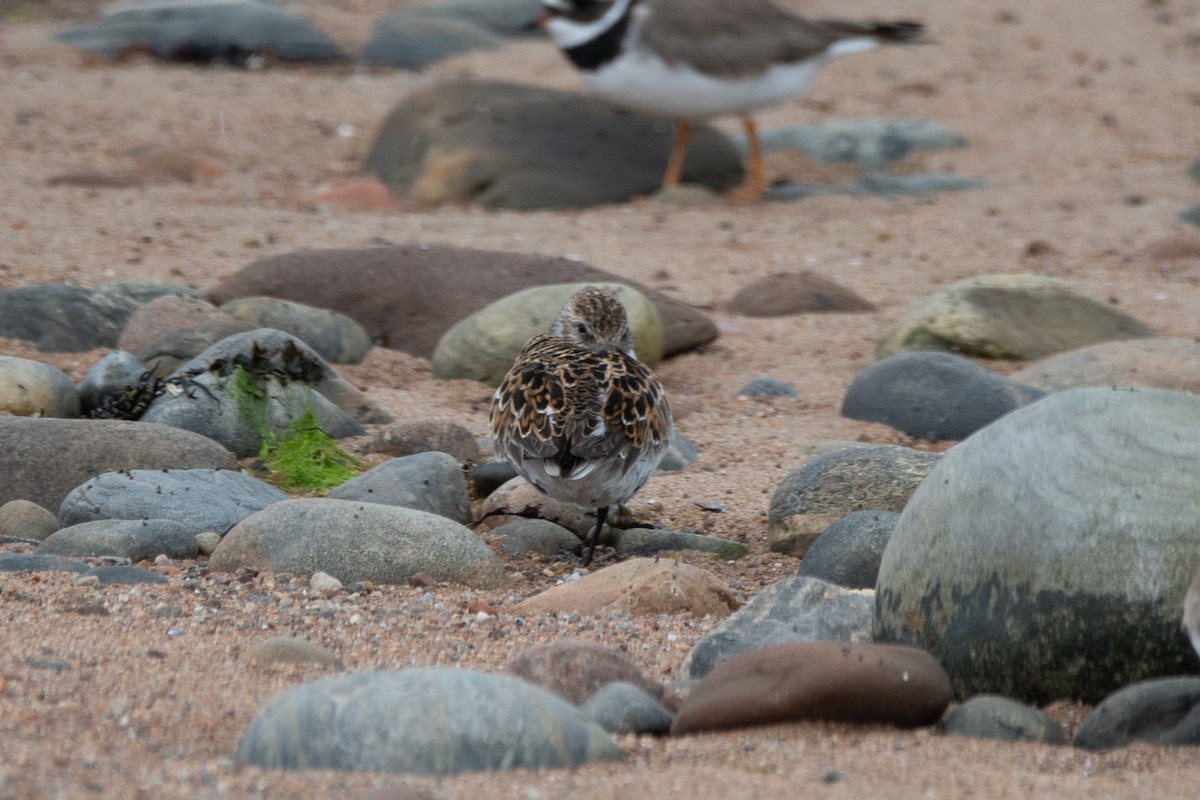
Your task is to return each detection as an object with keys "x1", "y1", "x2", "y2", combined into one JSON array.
[
  {"x1": 725, "y1": 116, "x2": 766, "y2": 204},
  {"x1": 659, "y1": 119, "x2": 692, "y2": 191}
]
